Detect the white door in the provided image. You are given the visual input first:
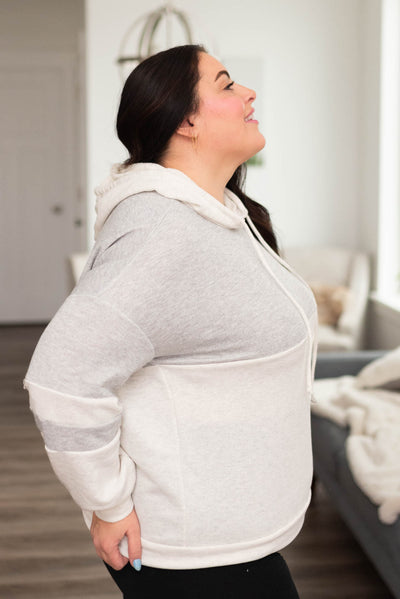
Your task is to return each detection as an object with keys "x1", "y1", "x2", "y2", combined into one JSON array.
[{"x1": 0, "y1": 52, "x2": 85, "y2": 323}]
